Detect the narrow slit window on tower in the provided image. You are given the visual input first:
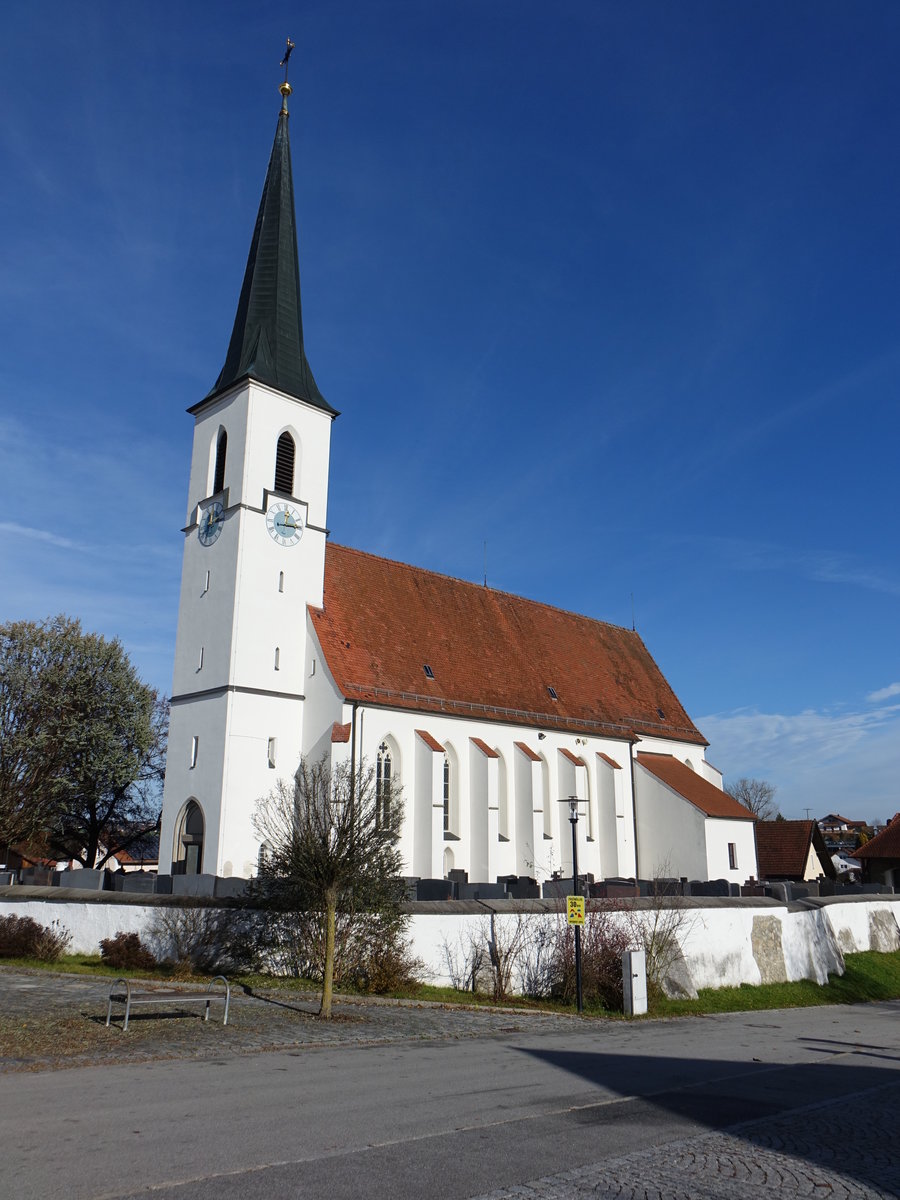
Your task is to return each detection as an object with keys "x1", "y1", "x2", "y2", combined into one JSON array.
[
  {"x1": 274, "y1": 432, "x2": 295, "y2": 494},
  {"x1": 197, "y1": 646, "x2": 204, "y2": 672},
  {"x1": 190, "y1": 736, "x2": 199, "y2": 769},
  {"x1": 274, "y1": 646, "x2": 280, "y2": 671},
  {"x1": 203, "y1": 570, "x2": 210, "y2": 594},
  {"x1": 423, "y1": 664, "x2": 435, "y2": 680},
  {"x1": 267, "y1": 738, "x2": 277, "y2": 769},
  {"x1": 547, "y1": 686, "x2": 558, "y2": 700},
  {"x1": 278, "y1": 571, "x2": 284, "y2": 593},
  {"x1": 213, "y1": 429, "x2": 227, "y2": 495}
]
